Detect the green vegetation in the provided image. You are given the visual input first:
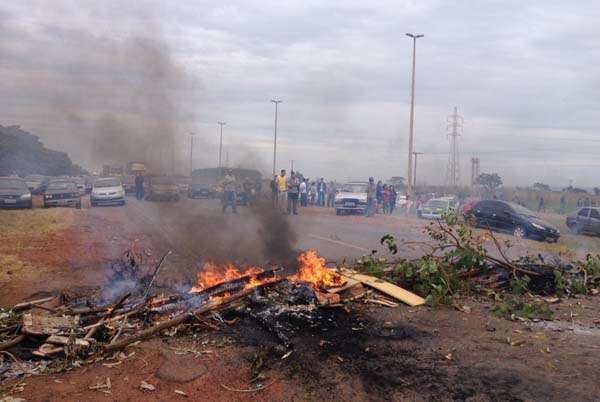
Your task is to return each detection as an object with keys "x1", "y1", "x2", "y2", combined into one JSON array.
[{"x1": 0, "y1": 124, "x2": 85, "y2": 176}]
